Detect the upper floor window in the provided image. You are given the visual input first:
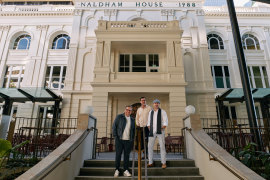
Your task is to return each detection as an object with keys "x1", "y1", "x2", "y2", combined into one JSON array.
[
  {"x1": 248, "y1": 66, "x2": 269, "y2": 88},
  {"x1": 242, "y1": 34, "x2": 260, "y2": 50},
  {"x1": 52, "y1": 34, "x2": 70, "y2": 49},
  {"x1": 211, "y1": 66, "x2": 231, "y2": 88},
  {"x1": 3, "y1": 66, "x2": 25, "y2": 88},
  {"x1": 13, "y1": 34, "x2": 31, "y2": 50},
  {"x1": 207, "y1": 34, "x2": 224, "y2": 50},
  {"x1": 119, "y1": 54, "x2": 159, "y2": 72},
  {"x1": 44, "y1": 66, "x2": 67, "y2": 90}
]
